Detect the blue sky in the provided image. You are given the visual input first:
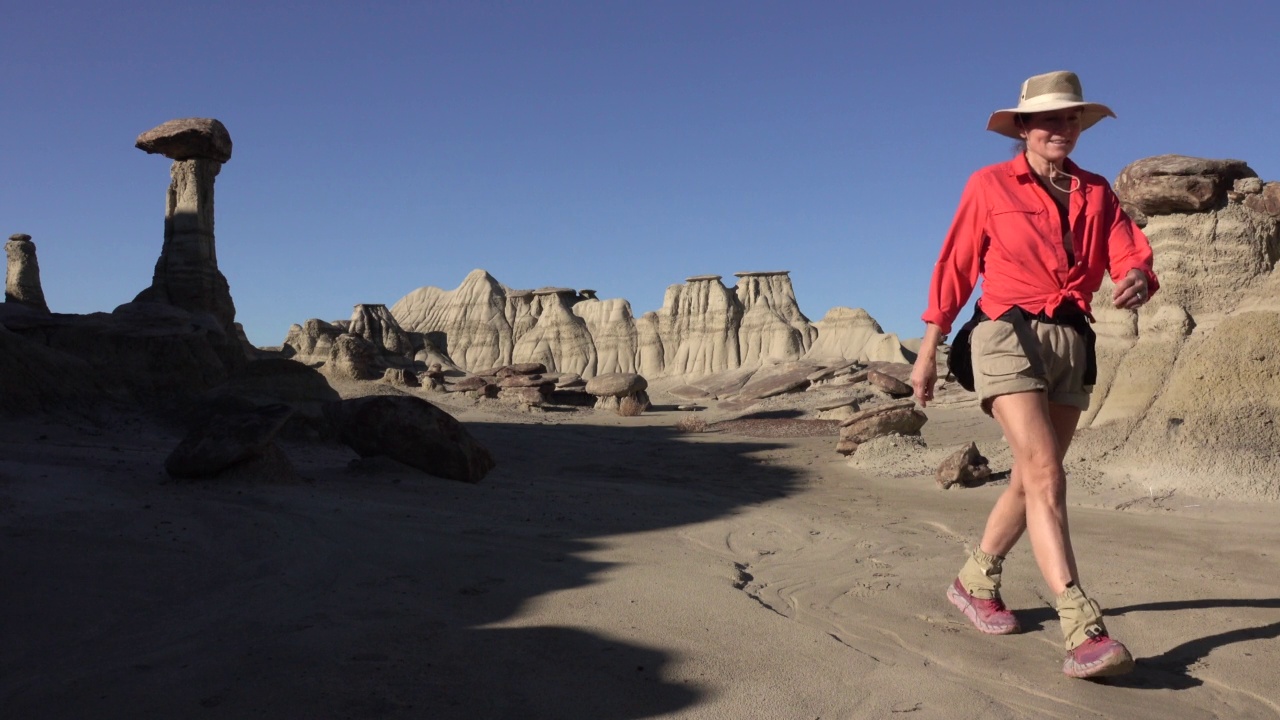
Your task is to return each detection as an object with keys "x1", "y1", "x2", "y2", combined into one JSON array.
[{"x1": 5, "y1": 1, "x2": 1278, "y2": 346}]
